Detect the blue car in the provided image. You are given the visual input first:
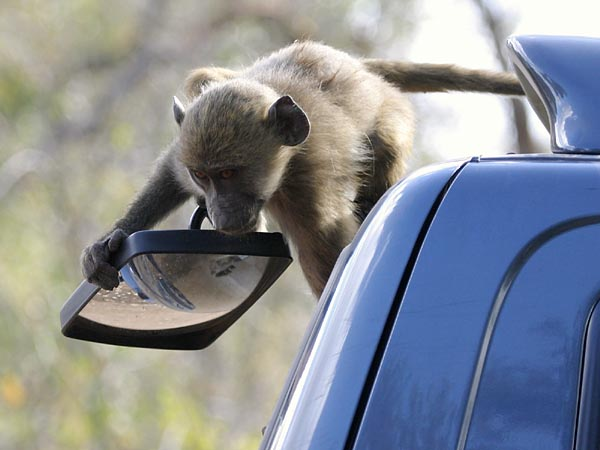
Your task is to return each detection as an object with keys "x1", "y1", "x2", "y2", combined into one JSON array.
[{"x1": 260, "y1": 35, "x2": 600, "y2": 450}]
